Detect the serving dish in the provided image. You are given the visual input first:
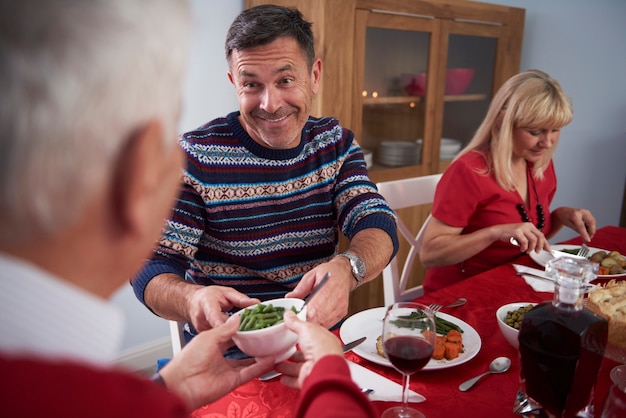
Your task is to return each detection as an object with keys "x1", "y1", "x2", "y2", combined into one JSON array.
[
  {"x1": 496, "y1": 302, "x2": 537, "y2": 349},
  {"x1": 230, "y1": 298, "x2": 306, "y2": 363}
]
